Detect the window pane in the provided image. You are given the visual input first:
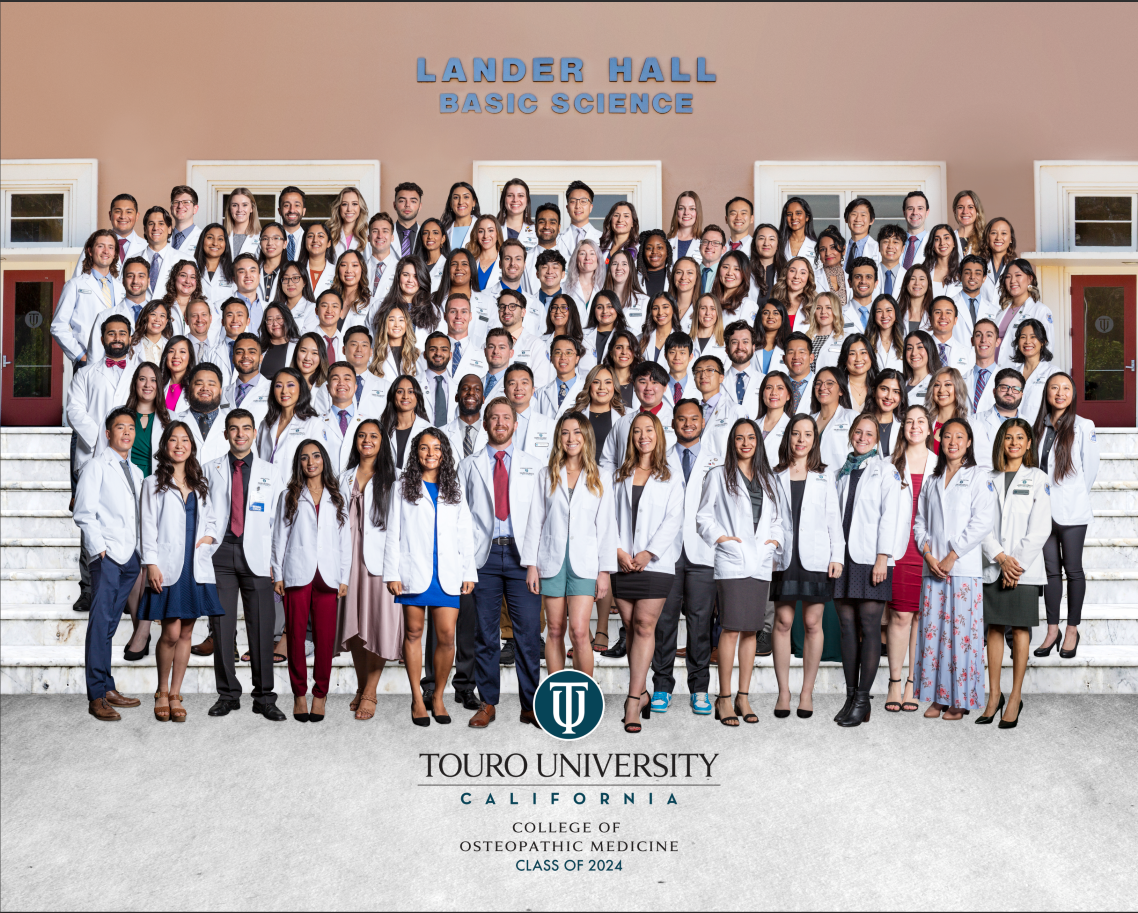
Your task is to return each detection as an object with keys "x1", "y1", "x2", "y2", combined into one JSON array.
[
  {"x1": 10, "y1": 218, "x2": 63, "y2": 243},
  {"x1": 1083, "y1": 285, "x2": 1125, "y2": 401},
  {"x1": 13, "y1": 281, "x2": 54, "y2": 397},
  {"x1": 301, "y1": 194, "x2": 337, "y2": 229},
  {"x1": 1075, "y1": 196, "x2": 1132, "y2": 221},
  {"x1": 1075, "y1": 221, "x2": 1132, "y2": 247},
  {"x1": 11, "y1": 193, "x2": 63, "y2": 217},
  {"x1": 591, "y1": 193, "x2": 628, "y2": 233},
  {"x1": 792, "y1": 194, "x2": 840, "y2": 236}
]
